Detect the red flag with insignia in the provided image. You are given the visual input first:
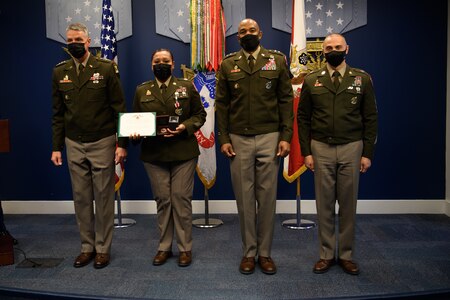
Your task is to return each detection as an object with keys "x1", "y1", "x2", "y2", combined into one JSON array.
[{"x1": 283, "y1": 0, "x2": 308, "y2": 183}]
